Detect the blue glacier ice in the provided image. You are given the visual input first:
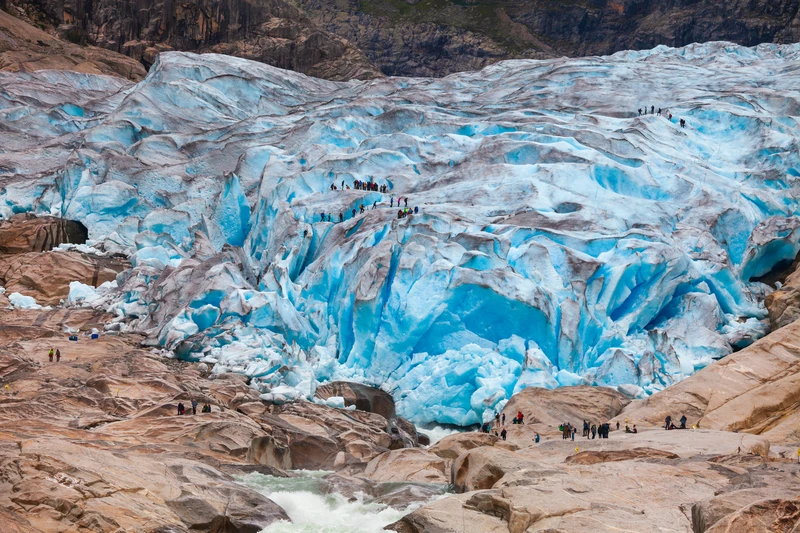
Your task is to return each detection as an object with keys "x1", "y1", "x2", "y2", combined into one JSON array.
[{"x1": 2, "y1": 42, "x2": 800, "y2": 426}]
